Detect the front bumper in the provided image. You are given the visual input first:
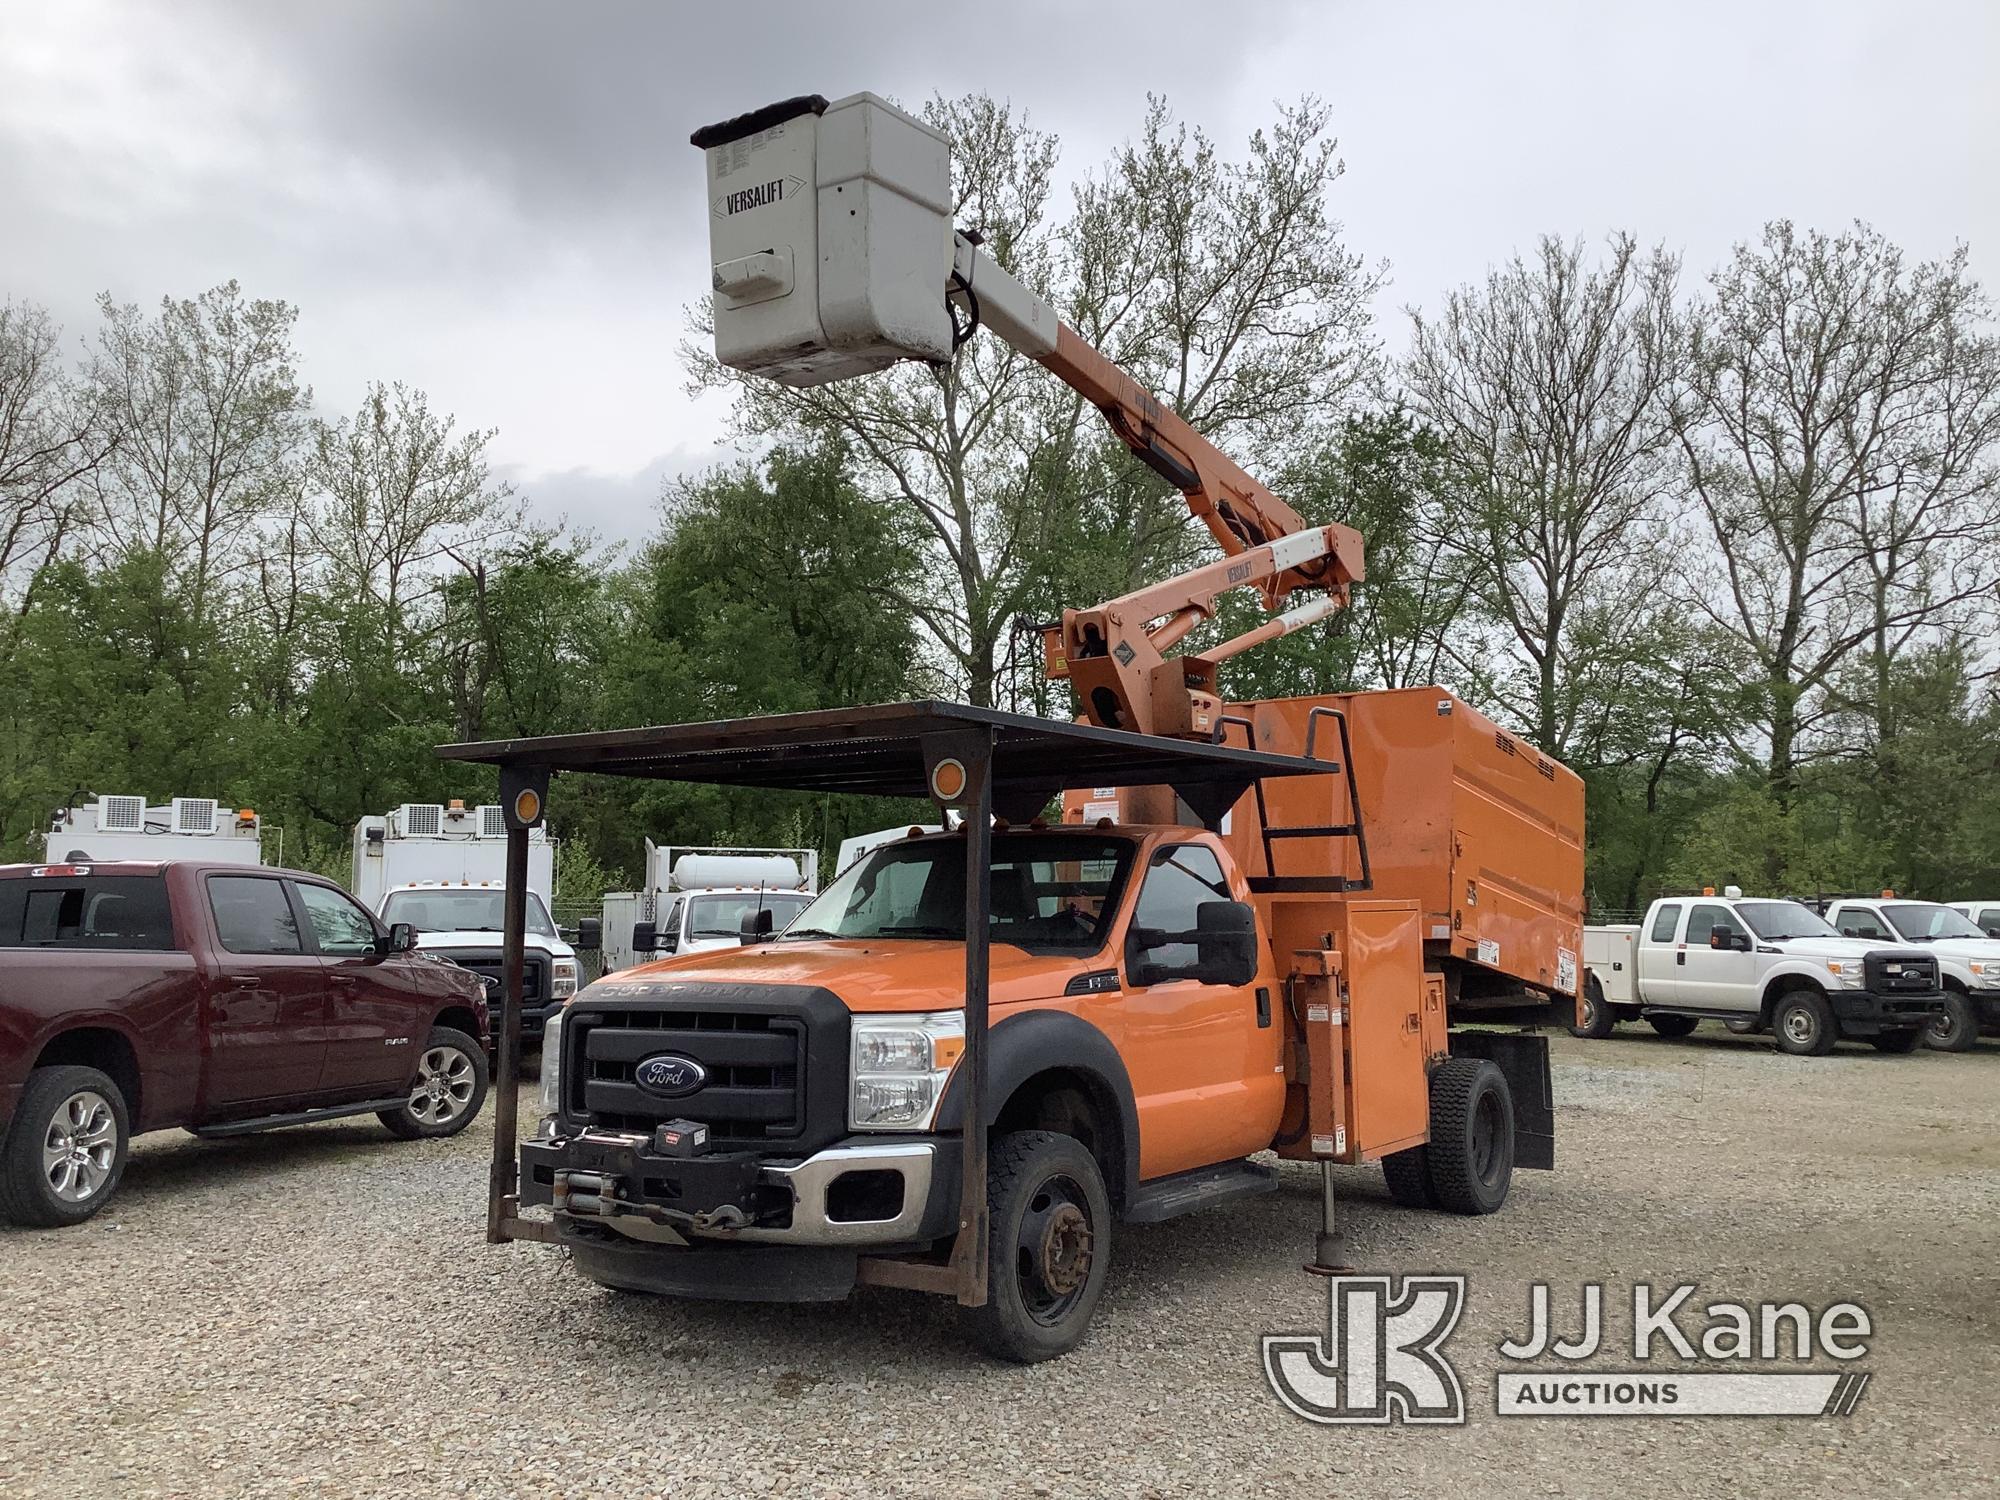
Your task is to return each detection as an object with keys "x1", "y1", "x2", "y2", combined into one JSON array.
[
  {"x1": 1829, "y1": 987, "x2": 1945, "y2": 1035},
  {"x1": 520, "y1": 1129, "x2": 957, "y2": 1249}
]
